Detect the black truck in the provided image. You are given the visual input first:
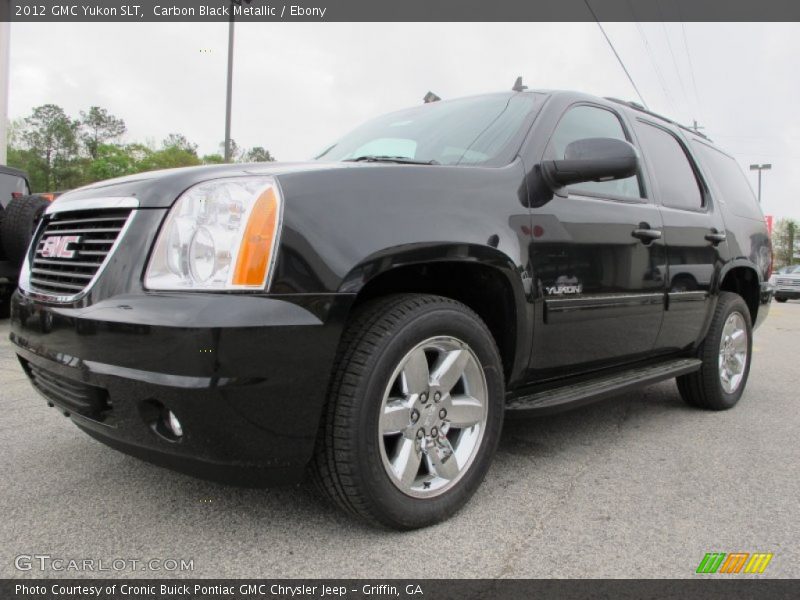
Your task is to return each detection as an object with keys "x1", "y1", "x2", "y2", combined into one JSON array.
[{"x1": 8, "y1": 89, "x2": 772, "y2": 529}]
